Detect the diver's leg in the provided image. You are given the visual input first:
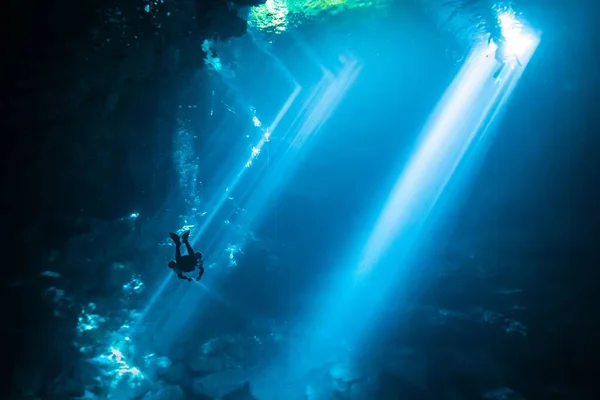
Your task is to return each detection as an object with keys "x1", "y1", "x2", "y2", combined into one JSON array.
[
  {"x1": 175, "y1": 243, "x2": 183, "y2": 264},
  {"x1": 170, "y1": 232, "x2": 183, "y2": 263},
  {"x1": 184, "y1": 242, "x2": 195, "y2": 262},
  {"x1": 181, "y1": 230, "x2": 190, "y2": 242},
  {"x1": 182, "y1": 231, "x2": 195, "y2": 262}
]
